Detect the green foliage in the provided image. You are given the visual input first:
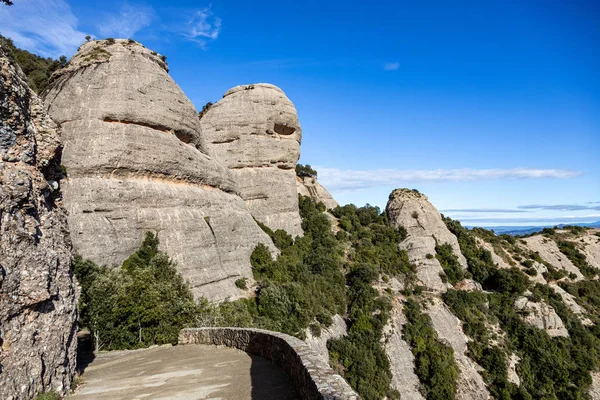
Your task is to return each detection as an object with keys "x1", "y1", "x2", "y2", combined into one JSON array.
[
  {"x1": 403, "y1": 298, "x2": 459, "y2": 400},
  {"x1": 435, "y1": 243, "x2": 469, "y2": 285},
  {"x1": 235, "y1": 277, "x2": 248, "y2": 290},
  {"x1": 105, "y1": 38, "x2": 115, "y2": 45},
  {"x1": 0, "y1": 34, "x2": 66, "y2": 93},
  {"x1": 73, "y1": 233, "x2": 200, "y2": 350},
  {"x1": 328, "y1": 263, "x2": 393, "y2": 400},
  {"x1": 443, "y1": 290, "x2": 521, "y2": 398},
  {"x1": 35, "y1": 393, "x2": 60, "y2": 400},
  {"x1": 295, "y1": 163, "x2": 318, "y2": 178},
  {"x1": 198, "y1": 101, "x2": 213, "y2": 119},
  {"x1": 443, "y1": 216, "x2": 529, "y2": 294},
  {"x1": 243, "y1": 196, "x2": 346, "y2": 338},
  {"x1": 557, "y1": 240, "x2": 596, "y2": 278}
]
